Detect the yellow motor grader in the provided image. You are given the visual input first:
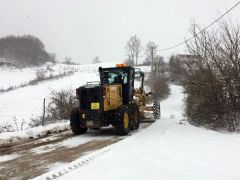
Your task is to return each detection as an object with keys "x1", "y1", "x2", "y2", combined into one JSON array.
[{"x1": 70, "y1": 64, "x2": 160, "y2": 136}]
